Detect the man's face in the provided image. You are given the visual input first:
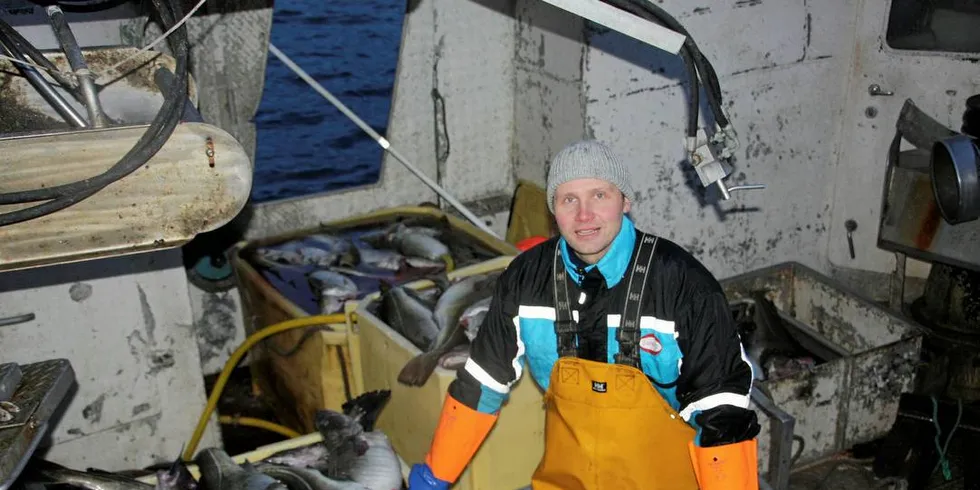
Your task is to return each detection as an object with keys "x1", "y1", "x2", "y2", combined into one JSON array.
[{"x1": 553, "y1": 178, "x2": 631, "y2": 264}]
